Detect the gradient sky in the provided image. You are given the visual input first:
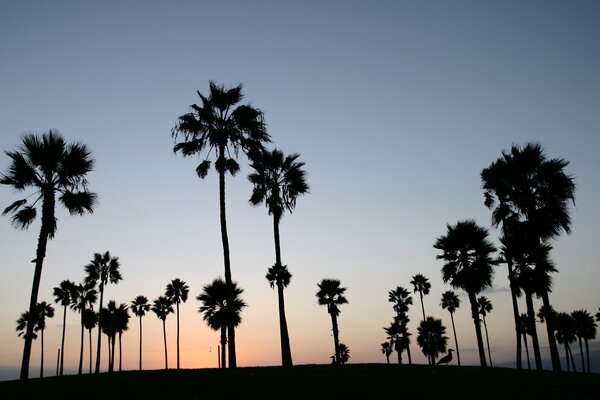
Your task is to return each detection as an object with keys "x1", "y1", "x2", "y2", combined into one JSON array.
[{"x1": 1, "y1": 1, "x2": 599, "y2": 380}]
